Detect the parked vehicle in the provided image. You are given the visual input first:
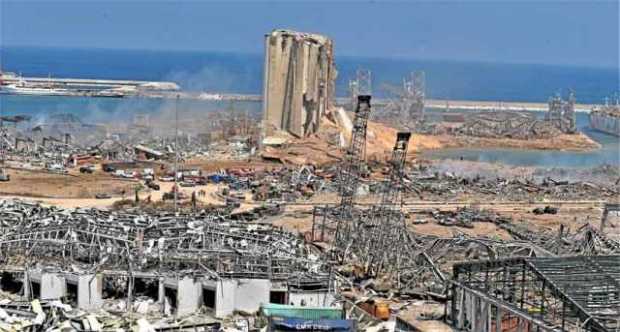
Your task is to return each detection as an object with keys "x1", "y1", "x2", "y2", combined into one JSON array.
[
  {"x1": 79, "y1": 165, "x2": 94, "y2": 174},
  {"x1": 146, "y1": 180, "x2": 160, "y2": 191},
  {"x1": 0, "y1": 169, "x2": 10, "y2": 182}
]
